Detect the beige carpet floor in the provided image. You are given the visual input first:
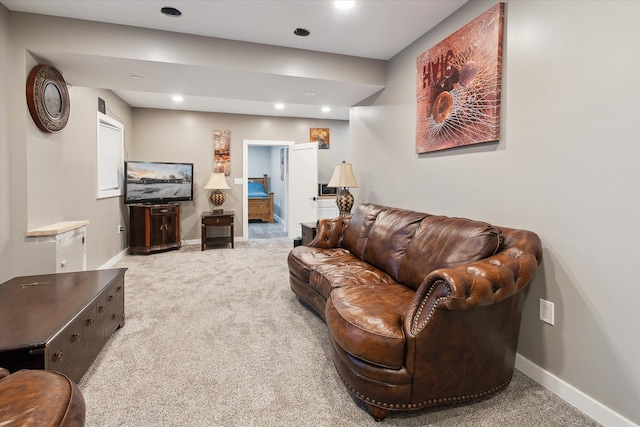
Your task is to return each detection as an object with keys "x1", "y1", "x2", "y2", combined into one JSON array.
[{"x1": 78, "y1": 239, "x2": 600, "y2": 426}]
